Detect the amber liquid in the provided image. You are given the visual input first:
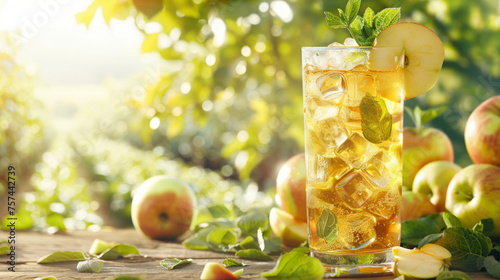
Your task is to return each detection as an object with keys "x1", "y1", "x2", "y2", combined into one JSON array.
[{"x1": 304, "y1": 64, "x2": 403, "y2": 256}]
